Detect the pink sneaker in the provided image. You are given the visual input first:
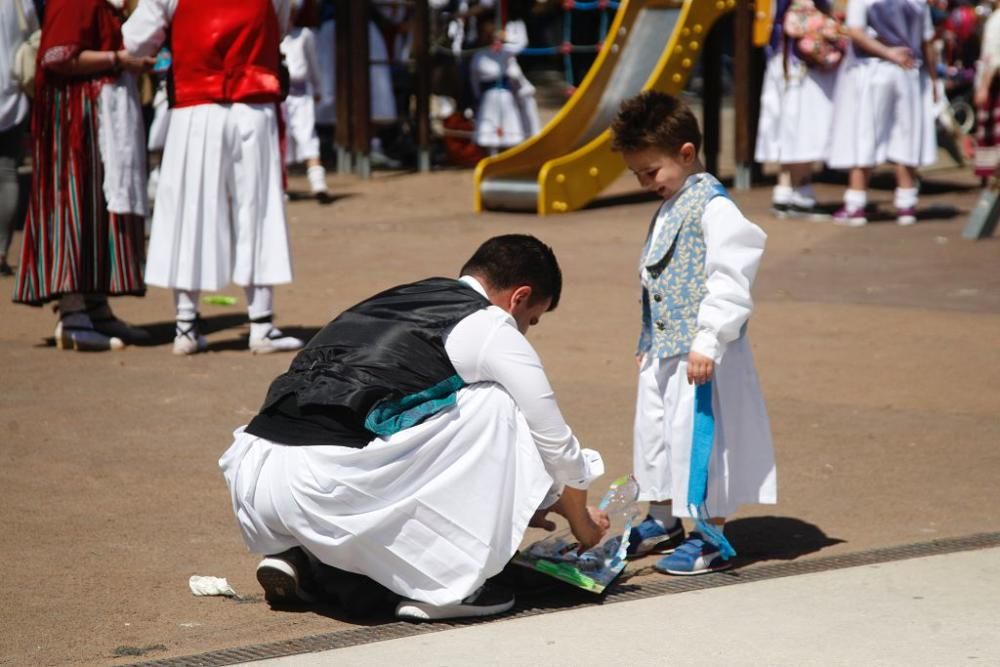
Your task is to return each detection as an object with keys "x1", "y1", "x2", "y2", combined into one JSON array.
[
  {"x1": 896, "y1": 207, "x2": 917, "y2": 226},
  {"x1": 832, "y1": 206, "x2": 868, "y2": 227}
]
